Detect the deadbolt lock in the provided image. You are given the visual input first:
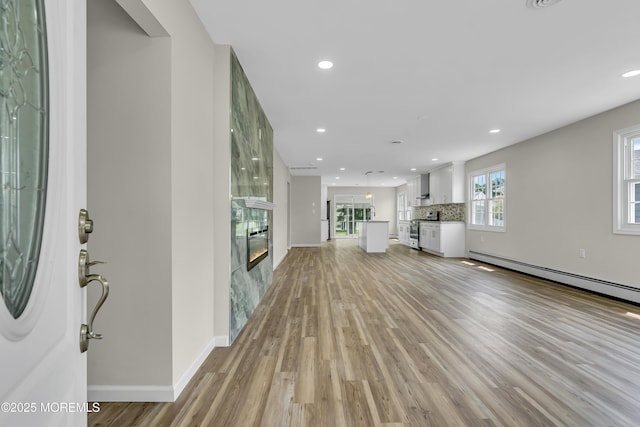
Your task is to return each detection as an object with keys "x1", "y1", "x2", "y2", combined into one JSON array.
[{"x1": 78, "y1": 209, "x2": 93, "y2": 244}]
